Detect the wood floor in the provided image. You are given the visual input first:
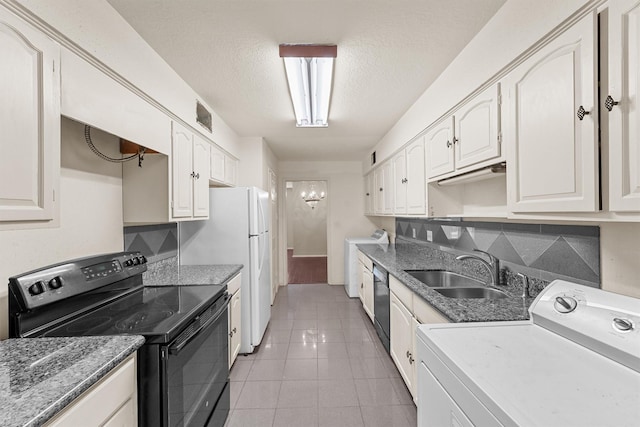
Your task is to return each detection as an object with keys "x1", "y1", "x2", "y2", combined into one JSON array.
[{"x1": 287, "y1": 249, "x2": 327, "y2": 284}]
